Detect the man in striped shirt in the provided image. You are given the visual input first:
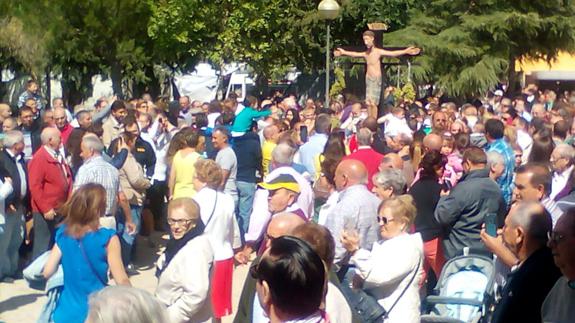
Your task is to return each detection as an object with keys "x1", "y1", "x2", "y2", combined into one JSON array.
[{"x1": 74, "y1": 134, "x2": 134, "y2": 232}]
